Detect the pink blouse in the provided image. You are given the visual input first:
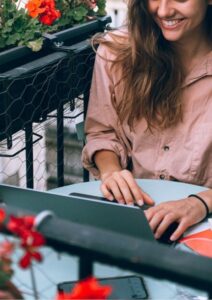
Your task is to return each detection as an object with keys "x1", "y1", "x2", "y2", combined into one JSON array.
[{"x1": 82, "y1": 41, "x2": 212, "y2": 188}]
